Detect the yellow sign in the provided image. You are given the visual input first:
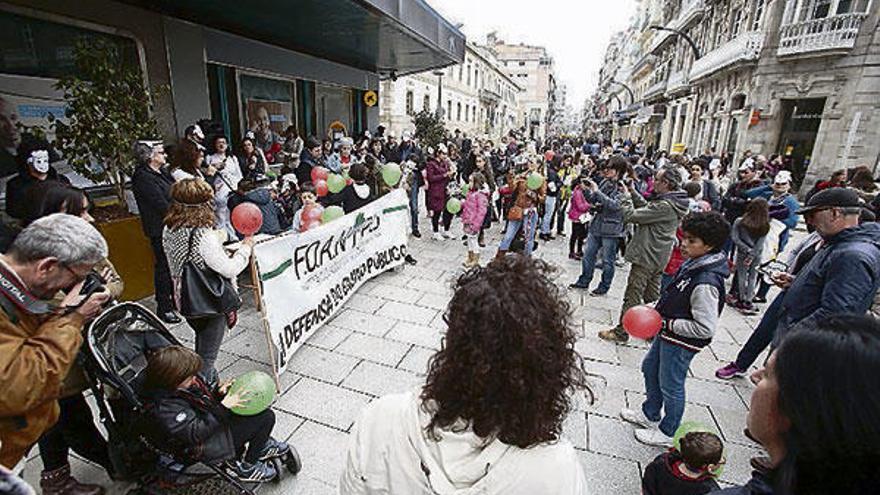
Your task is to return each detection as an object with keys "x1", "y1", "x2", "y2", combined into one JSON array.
[
  {"x1": 671, "y1": 143, "x2": 686, "y2": 154},
  {"x1": 363, "y1": 90, "x2": 378, "y2": 107}
]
